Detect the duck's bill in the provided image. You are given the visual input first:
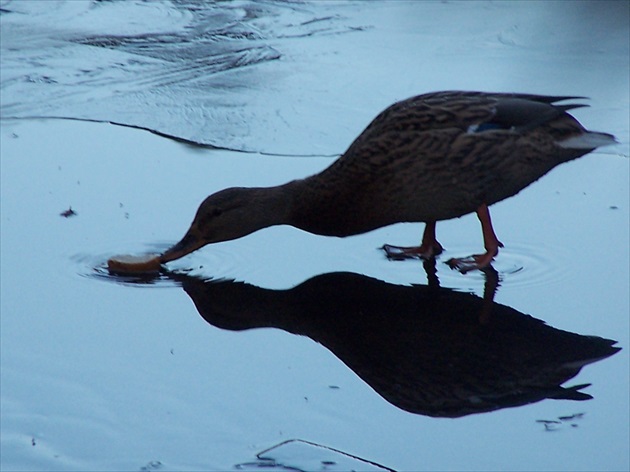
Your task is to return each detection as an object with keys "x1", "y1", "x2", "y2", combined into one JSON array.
[{"x1": 160, "y1": 230, "x2": 206, "y2": 264}]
